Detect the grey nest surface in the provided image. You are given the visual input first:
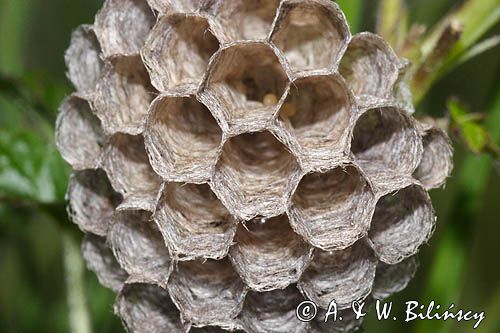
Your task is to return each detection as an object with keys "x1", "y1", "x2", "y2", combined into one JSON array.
[{"x1": 57, "y1": 0, "x2": 453, "y2": 332}]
